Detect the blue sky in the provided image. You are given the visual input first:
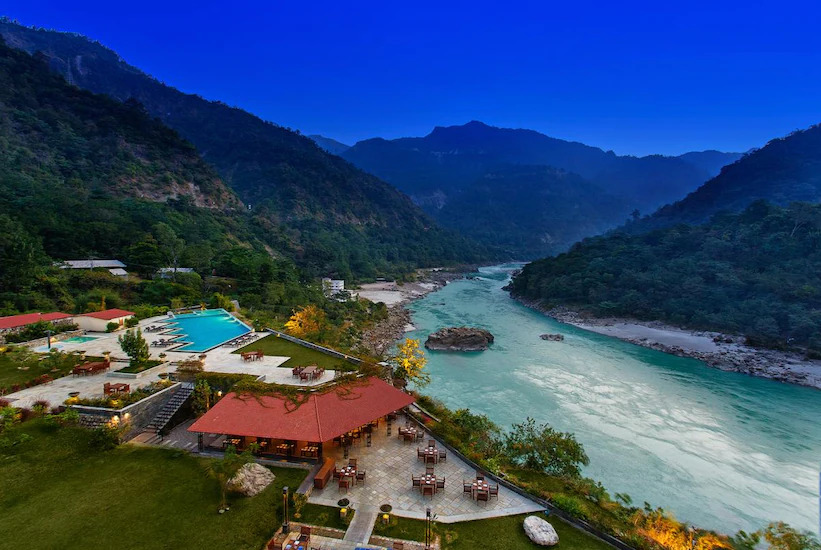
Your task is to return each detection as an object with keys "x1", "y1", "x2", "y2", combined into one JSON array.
[{"x1": 4, "y1": 0, "x2": 821, "y2": 155}]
